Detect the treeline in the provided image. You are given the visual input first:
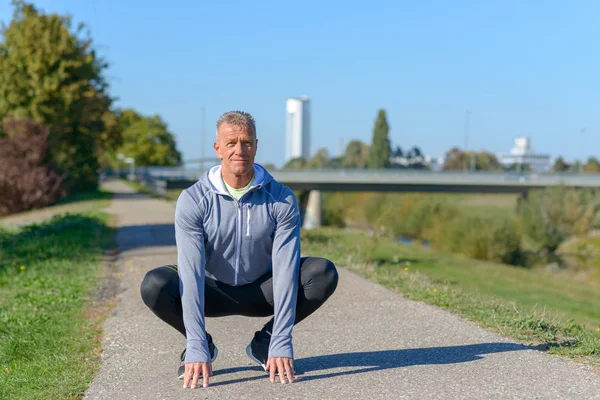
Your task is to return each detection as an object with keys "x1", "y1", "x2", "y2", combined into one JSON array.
[
  {"x1": 0, "y1": 1, "x2": 181, "y2": 216},
  {"x1": 279, "y1": 108, "x2": 600, "y2": 173},
  {"x1": 280, "y1": 109, "x2": 428, "y2": 170}
]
